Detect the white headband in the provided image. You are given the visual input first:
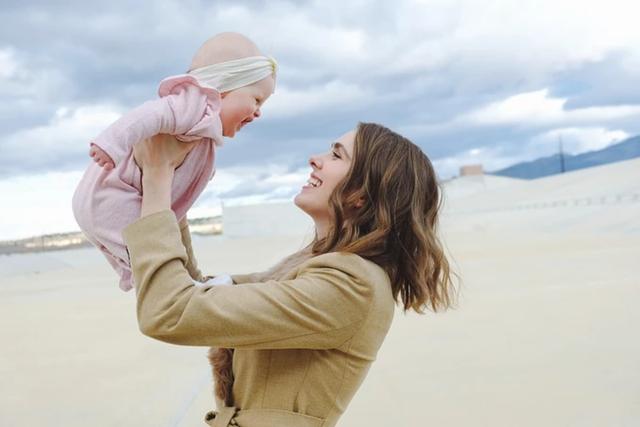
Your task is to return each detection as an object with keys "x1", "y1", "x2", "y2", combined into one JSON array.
[{"x1": 188, "y1": 55, "x2": 278, "y2": 93}]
